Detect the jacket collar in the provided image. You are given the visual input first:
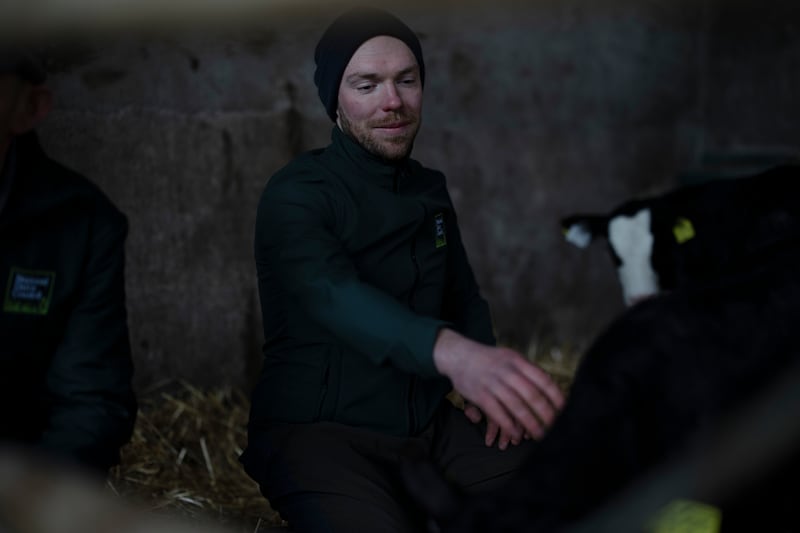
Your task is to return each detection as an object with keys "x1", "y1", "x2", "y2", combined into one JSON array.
[
  {"x1": 0, "y1": 132, "x2": 90, "y2": 226},
  {"x1": 328, "y1": 126, "x2": 412, "y2": 189}
]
